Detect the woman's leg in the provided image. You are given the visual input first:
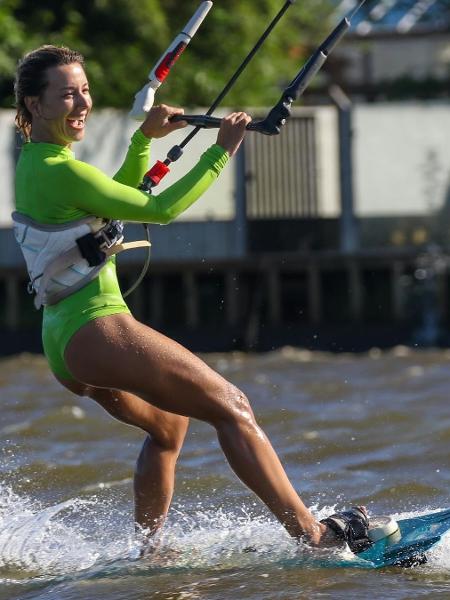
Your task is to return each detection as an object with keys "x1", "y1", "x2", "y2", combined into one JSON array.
[
  {"x1": 56, "y1": 376, "x2": 188, "y2": 533},
  {"x1": 64, "y1": 313, "x2": 326, "y2": 544}
]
